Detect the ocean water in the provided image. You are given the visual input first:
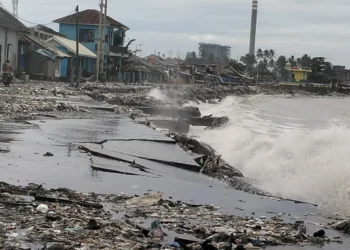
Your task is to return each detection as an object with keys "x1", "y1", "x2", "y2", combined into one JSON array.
[
  {"x1": 188, "y1": 95, "x2": 350, "y2": 216},
  {"x1": 148, "y1": 88, "x2": 350, "y2": 216}
]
